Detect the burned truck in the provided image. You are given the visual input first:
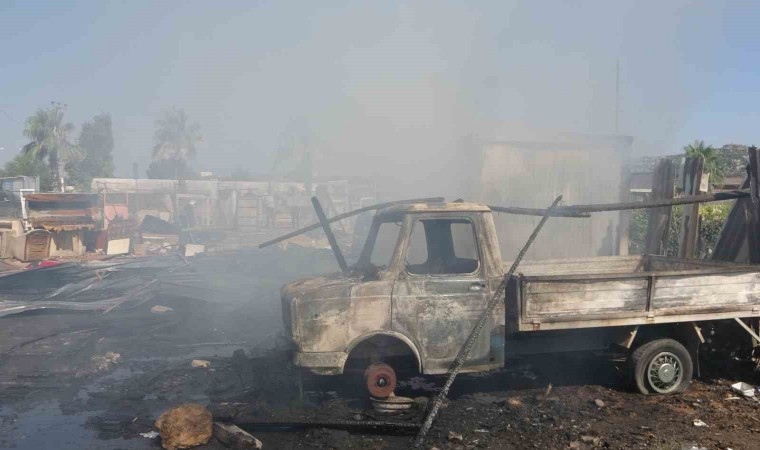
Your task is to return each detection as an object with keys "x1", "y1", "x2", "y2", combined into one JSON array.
[{"x1": 281, "y1": 201, "x2": 760, "y2": 397}]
